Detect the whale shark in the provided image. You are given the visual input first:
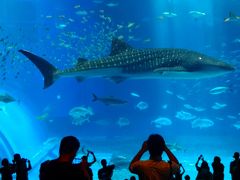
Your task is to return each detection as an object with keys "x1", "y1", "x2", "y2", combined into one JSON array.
[{"x1": 19, "y1": 38, "x2": 234, "y2": 89}]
